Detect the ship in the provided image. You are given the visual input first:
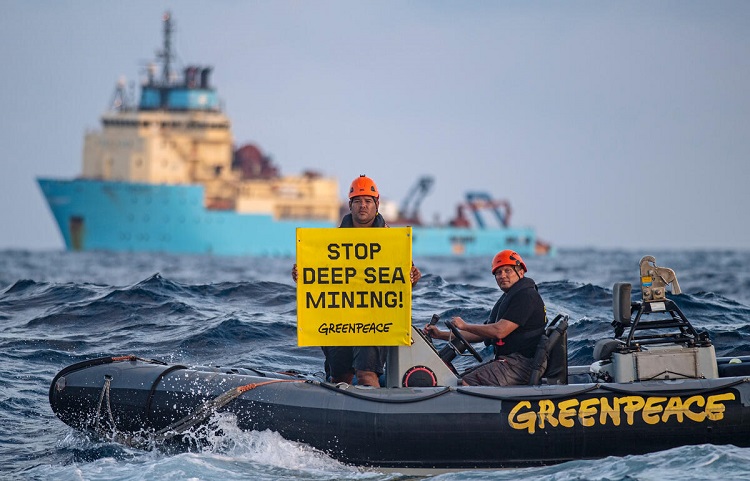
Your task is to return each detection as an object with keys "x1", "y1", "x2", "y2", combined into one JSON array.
[{"x1": 38, "y1": 12, "x2": 548, "y2": 258}]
